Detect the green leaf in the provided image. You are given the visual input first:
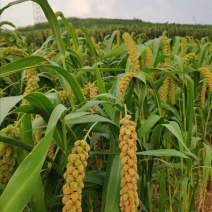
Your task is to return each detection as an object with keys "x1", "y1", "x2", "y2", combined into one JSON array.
[
  {"x1": 104, "y1": 155, "x2": 121, "y2": 212},
  {"x1": 150, "y1": 125, "x2": 164, "y2": 150},
  {"x1": 199, "y1": 43, "x2": 209, "y2": 66},
  {"x1": 24, "y1": 92, "x2": 65, "y2": 152},
  {"x1": 0, "y1": 56, "x2": 45, "y2": 77},
  {"x1": 43, "y1": 64, "x2": 85, "y2": 104},
  {"x1": 138, "y1": 114, "x2": 161, "y2": 139},
  {"x1": 0, "y1": 134, "x2": 33, "y2": 151},
  {"x1": 0, "y1": 104, "x2": 66, "y2": 212},
  {"x1": 0, "y1": 0, "x2": 30, "y2": 15},
  {"x1": 185, "y1": 75, "x2": 194, "y2": 148},
  {"x1": 65, "y1": 114, "x2": 114, "y2": 125},
  {"x1": 0, "y1": 95, "x2": 23, "y2": 125},
  {"x1": 95, "y1": 68, "x2": 114, "y2": 119},
  {"x1": 174, "y1": 55, "x2": 183, "y2": 72},
  {"x1": 202, "y1": 143, "x2": 212, "y2": 189},
  {"x1": 162, "y1": 122, "x2": 190, "y2": 153},
  {"x1": 137, "y1": 149, "x2": 188, "y2": 158},
  {"x1": 159, "y1": 169, "x2": 166, "y2": 212},
  {"x1": 35, "y1": 0, "x2": 66, "y2": 67},
  {"x1": 84, "y1": 171, "x2": 105, "y2": 186},
  {"x1": 152, "y1": 38, "x2": 161, "y2": 62},
  {"x1": 102, "y1": 44, "x2": 127, "y2": 59}
]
